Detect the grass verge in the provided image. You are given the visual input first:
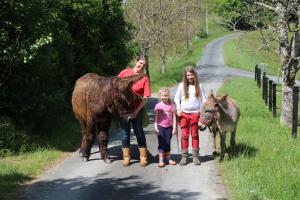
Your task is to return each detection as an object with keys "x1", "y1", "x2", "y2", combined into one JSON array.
[
  {"x1": 217, "y1": 78, "x2": 300, "y2": 200},
  {"x1": 222, "y1": 30, "x2": 300, "y2": 80},
  {"x1": 0, "y1": 114, "x2": 80, "y2": 200}
]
